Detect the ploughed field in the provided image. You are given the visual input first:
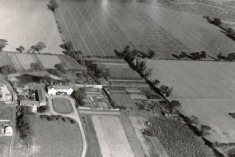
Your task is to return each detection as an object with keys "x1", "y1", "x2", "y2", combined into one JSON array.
[
  {"x1": 0, "y1": 0, "x2": 63, "y2": 54},
  {"x1": 55, "y1": 0, "x2": 235, "y2": 58}
]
